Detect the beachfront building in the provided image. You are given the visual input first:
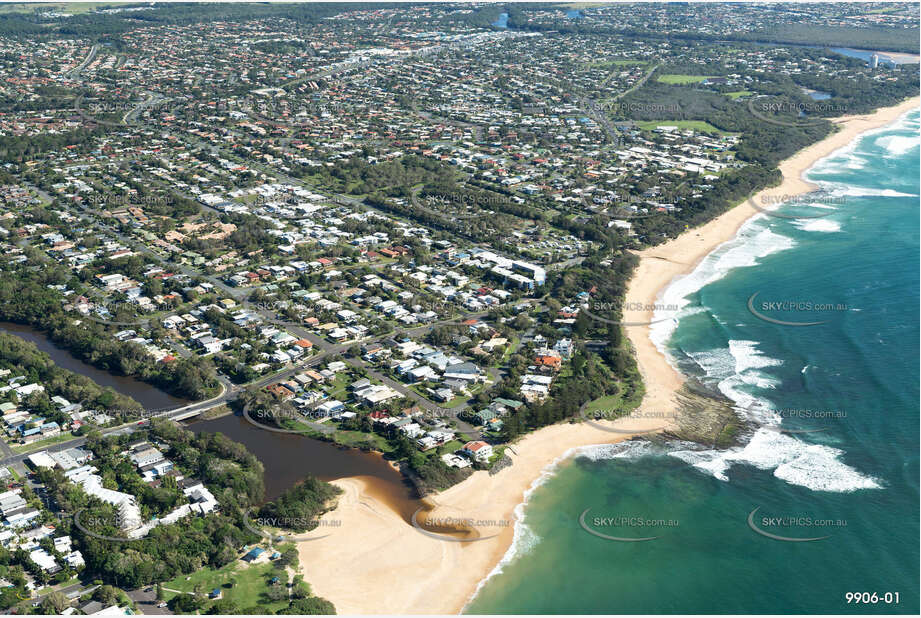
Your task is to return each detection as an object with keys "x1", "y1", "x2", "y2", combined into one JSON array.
[{"x1": 462, "y1": 440, "x2": 493, "y2": 463}]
